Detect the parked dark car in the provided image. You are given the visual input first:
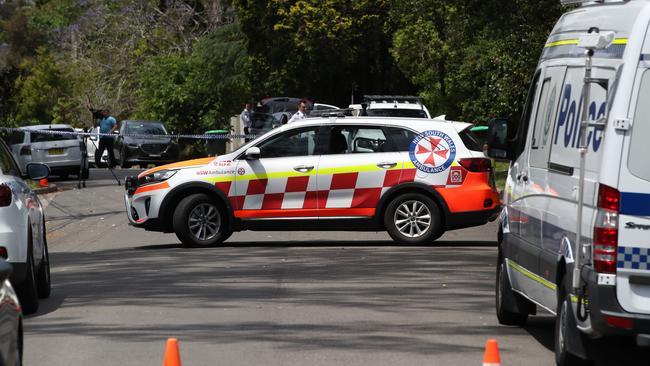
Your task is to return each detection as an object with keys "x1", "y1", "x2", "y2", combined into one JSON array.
[
  {"x1": 114, "y1": 120, "x2": 179, "y2": 168},
  {"x1": 0, "y1": 259, "x2": 23, "y2": 366},
  {"x1": 256, "y1": 97, "x2": 314, "y2": 125}
]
